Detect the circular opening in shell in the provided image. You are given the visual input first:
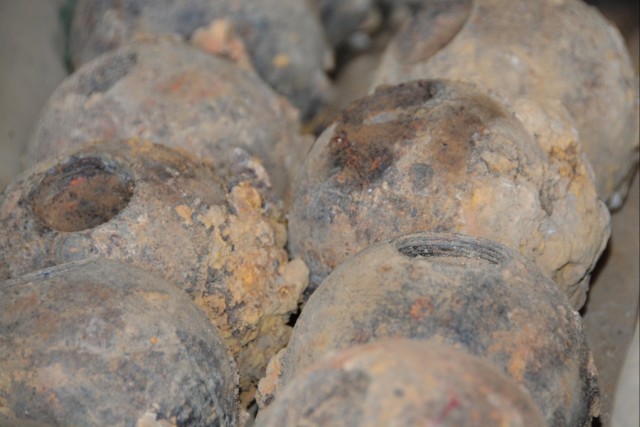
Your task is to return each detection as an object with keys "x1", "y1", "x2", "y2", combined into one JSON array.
[
  {"x1": 396, "y1": 235, "x2": 505, "y2": 267},
  {"x1": 31, "y1": 157, "x2": 134, "y2": 232}
]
